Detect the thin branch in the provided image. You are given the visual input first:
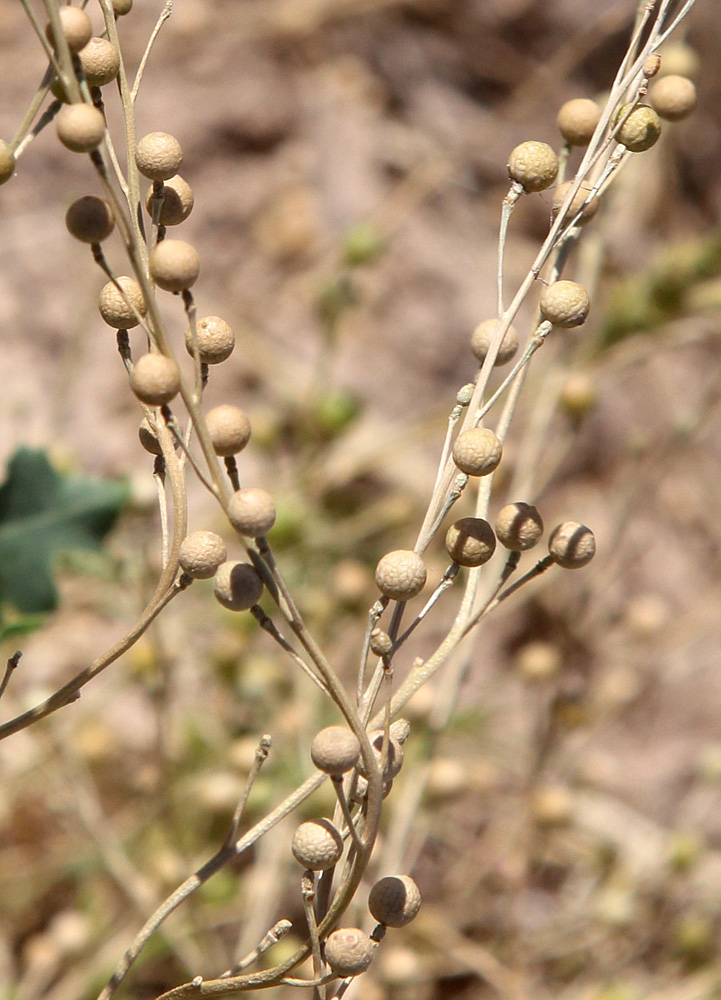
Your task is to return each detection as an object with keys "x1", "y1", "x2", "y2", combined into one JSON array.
[{"x1": 0, "y1": 652, "x2": 21, "y2": 702}]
